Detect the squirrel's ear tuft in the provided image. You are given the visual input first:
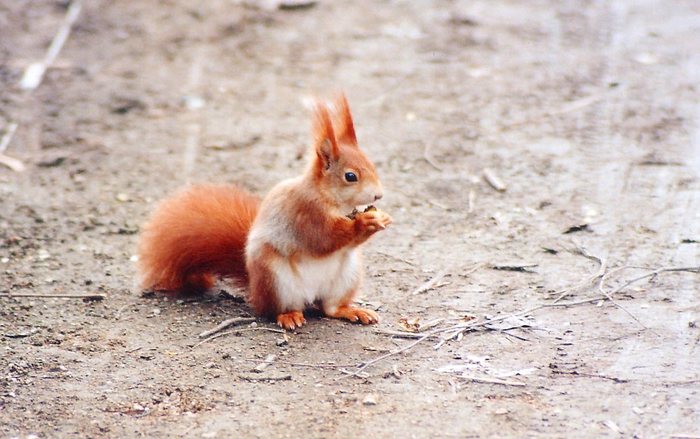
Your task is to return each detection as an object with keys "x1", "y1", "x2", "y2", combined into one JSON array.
[
  {"x1": 333, "y1": 93, "x2": 357, "y2": 146},
  {"x1": 313, "y1": 103, "x2": 339, "y2": 170}
]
